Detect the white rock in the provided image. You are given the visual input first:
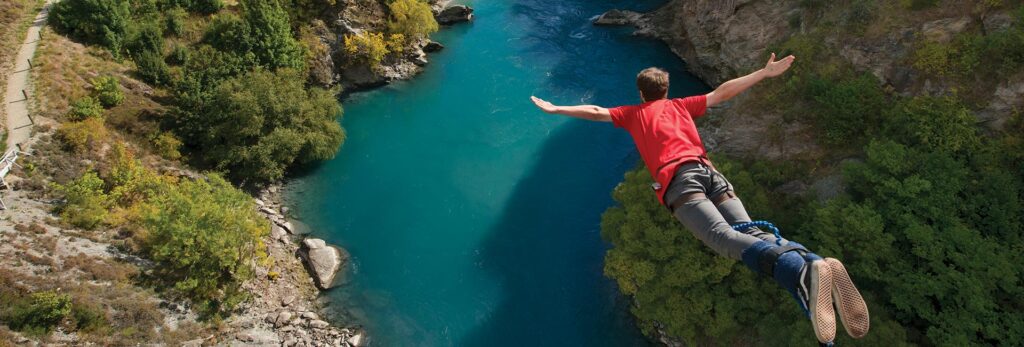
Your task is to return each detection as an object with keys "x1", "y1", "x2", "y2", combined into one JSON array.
[
  {"x1": 281, "y1": 295, "x2": 296, "y2": 307},
  {"x1": 255, "y1": 198, "x2": 266, "y2": 207},
  {"x1": 271, "y1": 225, "x2": 286, "y2": 241},
  {"x1": 349, "y1": 332, "x2": 365, "y2": 347},
  {"x1": 304, "y1": 238, "x2": 326, "y2": 250},
  {"x1": 302, "y1": 312, "x2": 319, "y2": 320}
]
